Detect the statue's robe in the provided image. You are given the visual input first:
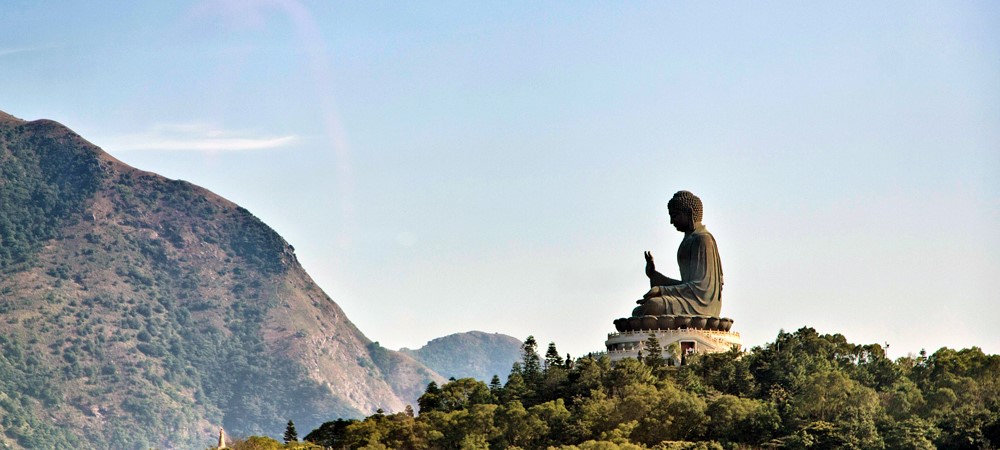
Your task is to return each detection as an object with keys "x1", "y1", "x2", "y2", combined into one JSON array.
[{"x1": 640, "y1": 224, "x2": 723, "y2": 317}]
